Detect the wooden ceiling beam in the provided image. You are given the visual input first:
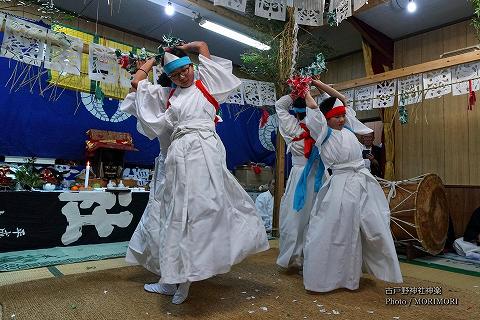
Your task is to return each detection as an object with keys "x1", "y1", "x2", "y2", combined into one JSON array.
[{"x1": 332, "y1": 50, "x2": 480, "y2": 91}]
